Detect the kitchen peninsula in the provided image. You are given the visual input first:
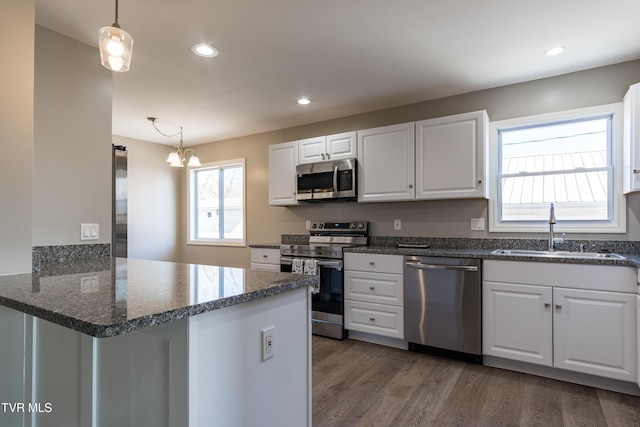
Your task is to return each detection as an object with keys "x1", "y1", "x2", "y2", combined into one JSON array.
[{"x1": 0, "y1": 257, "x2": 316, "y2": 427}]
